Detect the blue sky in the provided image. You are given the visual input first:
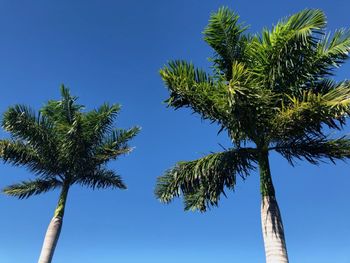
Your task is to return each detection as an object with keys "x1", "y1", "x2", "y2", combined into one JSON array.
[{"x1": 0, "y1": 1, "x2": 349, "y2": 262}]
